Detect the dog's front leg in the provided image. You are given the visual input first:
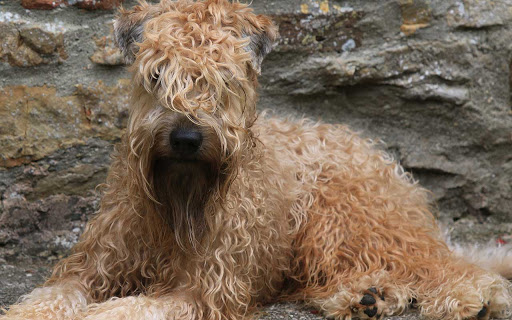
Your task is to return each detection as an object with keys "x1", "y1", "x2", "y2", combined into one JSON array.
[
  {"x1": 1, "y1": 280, "x2": 88, "y2": 320},
  {"x1": 82, "y1": 293, "x2": 198, "y2": 320}
]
